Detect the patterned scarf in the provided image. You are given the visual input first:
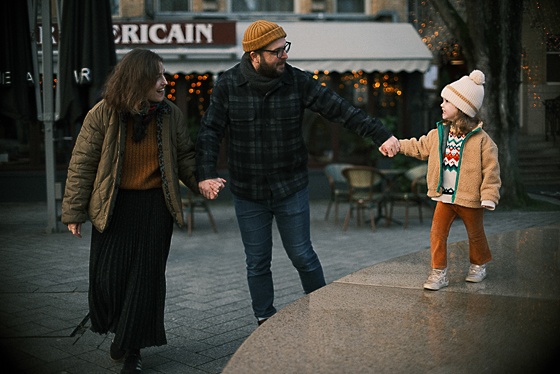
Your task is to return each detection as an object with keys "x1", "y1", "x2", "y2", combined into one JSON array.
[{"x1": 132, "y1": 102, "x2": 160, "y2": 142}]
